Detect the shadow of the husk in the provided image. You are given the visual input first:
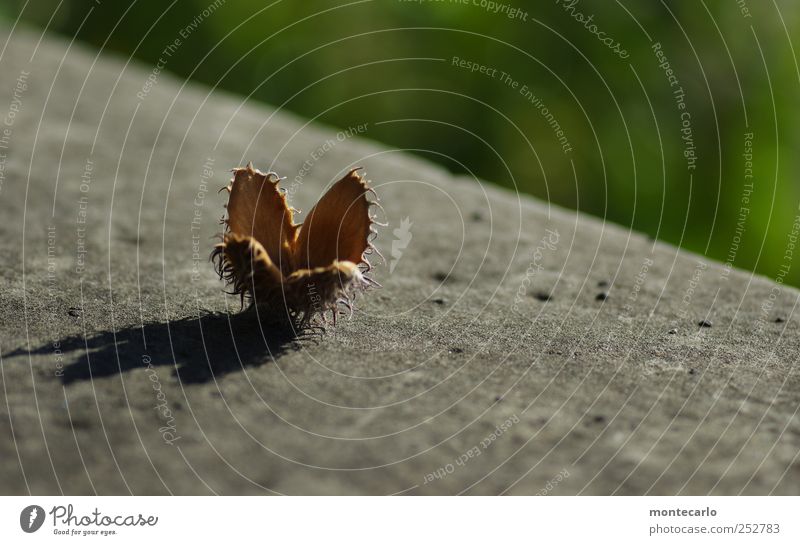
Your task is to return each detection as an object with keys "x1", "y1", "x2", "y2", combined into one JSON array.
[{"x1": 13, "y1": 310, "x2": 314, "y2": 384}]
